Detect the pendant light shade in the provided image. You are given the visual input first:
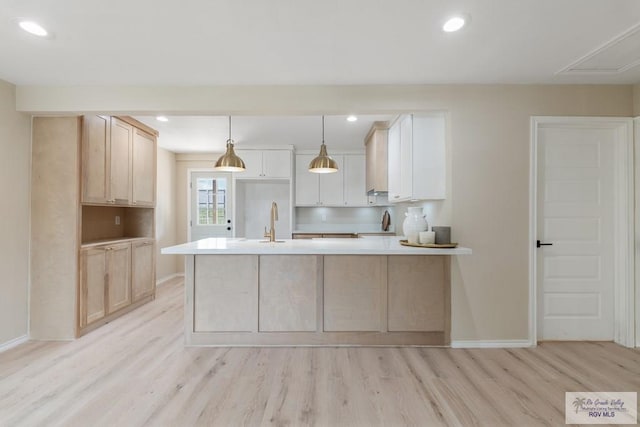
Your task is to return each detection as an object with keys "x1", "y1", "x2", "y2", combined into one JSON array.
[
  {"x1": 309, "y1": 116, "x2": 338, "y2": 174},
  {"x1": 214, "y1": 116, "x2": 245, "y2": 172}
]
